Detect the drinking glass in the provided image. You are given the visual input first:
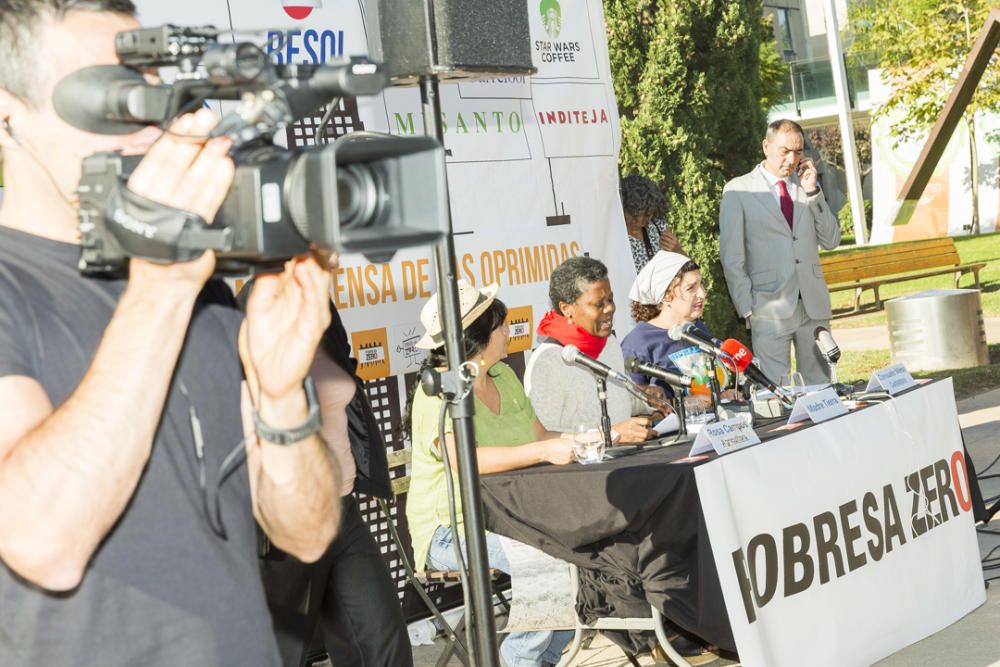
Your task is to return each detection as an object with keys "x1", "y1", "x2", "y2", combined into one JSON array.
[
  {"x1": 780, "y1": 372, "x2": 805, "y2": 396},
  {"x1": 573, "y1": 425, "x2": 606, "y2": 464},
  {"x1": 684, "y1": 396, "x2": 711, "y2": 426}
]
